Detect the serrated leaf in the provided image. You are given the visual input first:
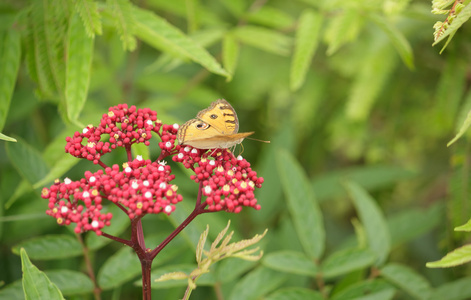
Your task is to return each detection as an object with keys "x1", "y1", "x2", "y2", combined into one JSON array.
[
  {"x1": 74, "y1": 0, "x2": 103, "y2": 37},
  {"x1": 228, "y1": 267, "x2": 287, "y2": 300},
  {"x1": 65, "y1": 12, "x2": 94, "y2": 123},
  {"x1": 97, "y1": 247, "x2": 140, "y2": 290},
  {"x1": 233, "y1": 25, "x2": 293, "y2": 56},
  {"x1": 222, "y1": 34, "x2": 239, "y2": 80},
  {"x1": 107, "y1": 0, "x2": 137, "y2": 51},
  {"x1": 381, "y1": 263, "x2": 433, "y2": 300},
  {"x1": 265, "y1": 287, "x2": 323, "y2": 300},
  {"x1": 21, "y1": 248, "x2": 65, "y2": 300},
  {"x1": 196, "y1": 225, "x2": 209, "y2": 263},
  {"x1": 322, "y1": 248, "x2": 376, "y2": 279},
  {"x1": 25, "y1": 0, "x2": 70, "y2": 99},
  {"x1": 145, "y1": 264, "x2": 215, "y2": 288},
  {"x1": 262, "y1": 251, "x2": 318, "y2": 276},
  {"x1": 5, "y1": 137, "x2": 49, "y2": 186},
  {"x1": 12, "y1": 235, "x2": 83, "y2": 260},
  {"x1": 434, "y1": 3, "x2": 471, "y2": 46},
  {"x1": 290, "y1": 9, "x2": 323, "y2": 91},
  {"x1": 427, "y1": 244, "x2": 471, "y2": 268},
  {"x1": 45, "y1": 270, "x2": 94, "y2": 296},
  {"x1": 0, "y1": 23, "x2": 21, "y2": 131},
  {"x1": 131, "y1": 6, "x2": 229, "y2": 78},
  {"x1": 155, "y1": 271, "x2": 188, "y2": 282},
  {"x1": 369, "y1": 13, "x2": 414, "y2": 69},
  {"x1": 345, "y1": 181, "x2": 391, "y2": 266},
  {"x1": 276, "y1": 149, "x2": 325, "y2": 259}
]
